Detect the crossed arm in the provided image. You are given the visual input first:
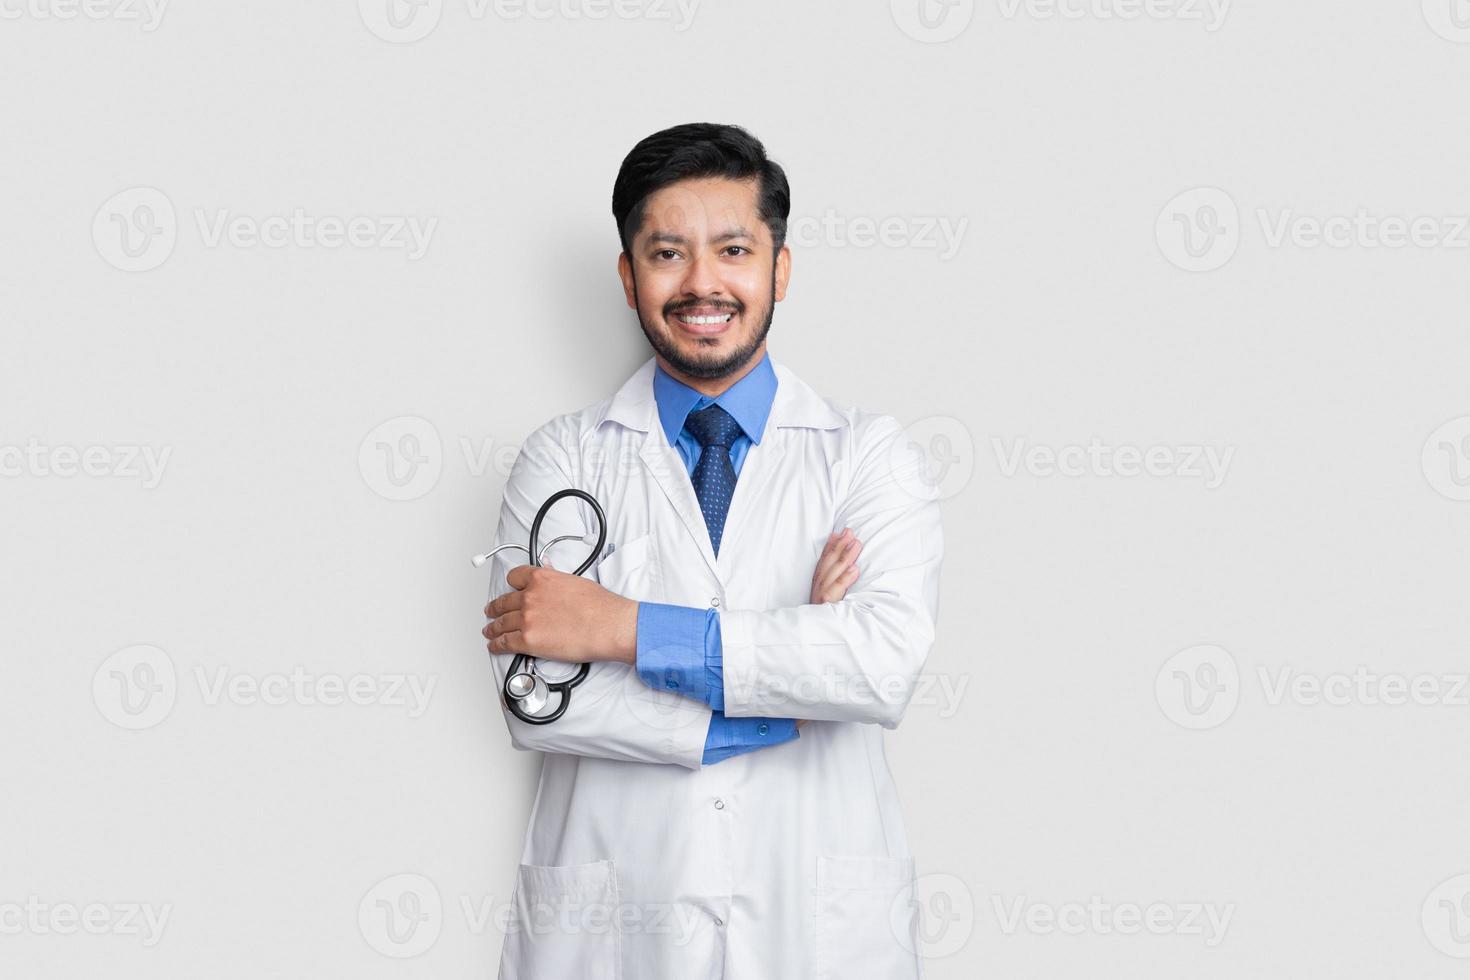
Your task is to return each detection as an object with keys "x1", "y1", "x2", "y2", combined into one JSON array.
[{"x1": 480, "y1": 417, "x2": 942, "y2": 769}]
